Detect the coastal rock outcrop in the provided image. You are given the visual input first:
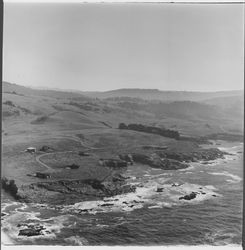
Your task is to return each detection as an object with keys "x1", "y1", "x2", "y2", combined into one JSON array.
[
  {"x1": 18, "y1": 224, "x2": 47, "y2": 237},
  {"x1": 17, "y1": 178, "x2": 136, "y2": 205},
  {"x1": 118, "y1": 146, "x2": 227, "y2": 170},
  {"x1": 179, "y1": 192, "x2": 197, "y2": 200},
  {"x1": 119, "y1": 153, "x2": 189, "y2": 170},
  {"x1": 119, "y1": 154, "x2": 134, "y2": 165},
  {"x1": 157, "y1": 148, "x2": 227, "y2": 162}
]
